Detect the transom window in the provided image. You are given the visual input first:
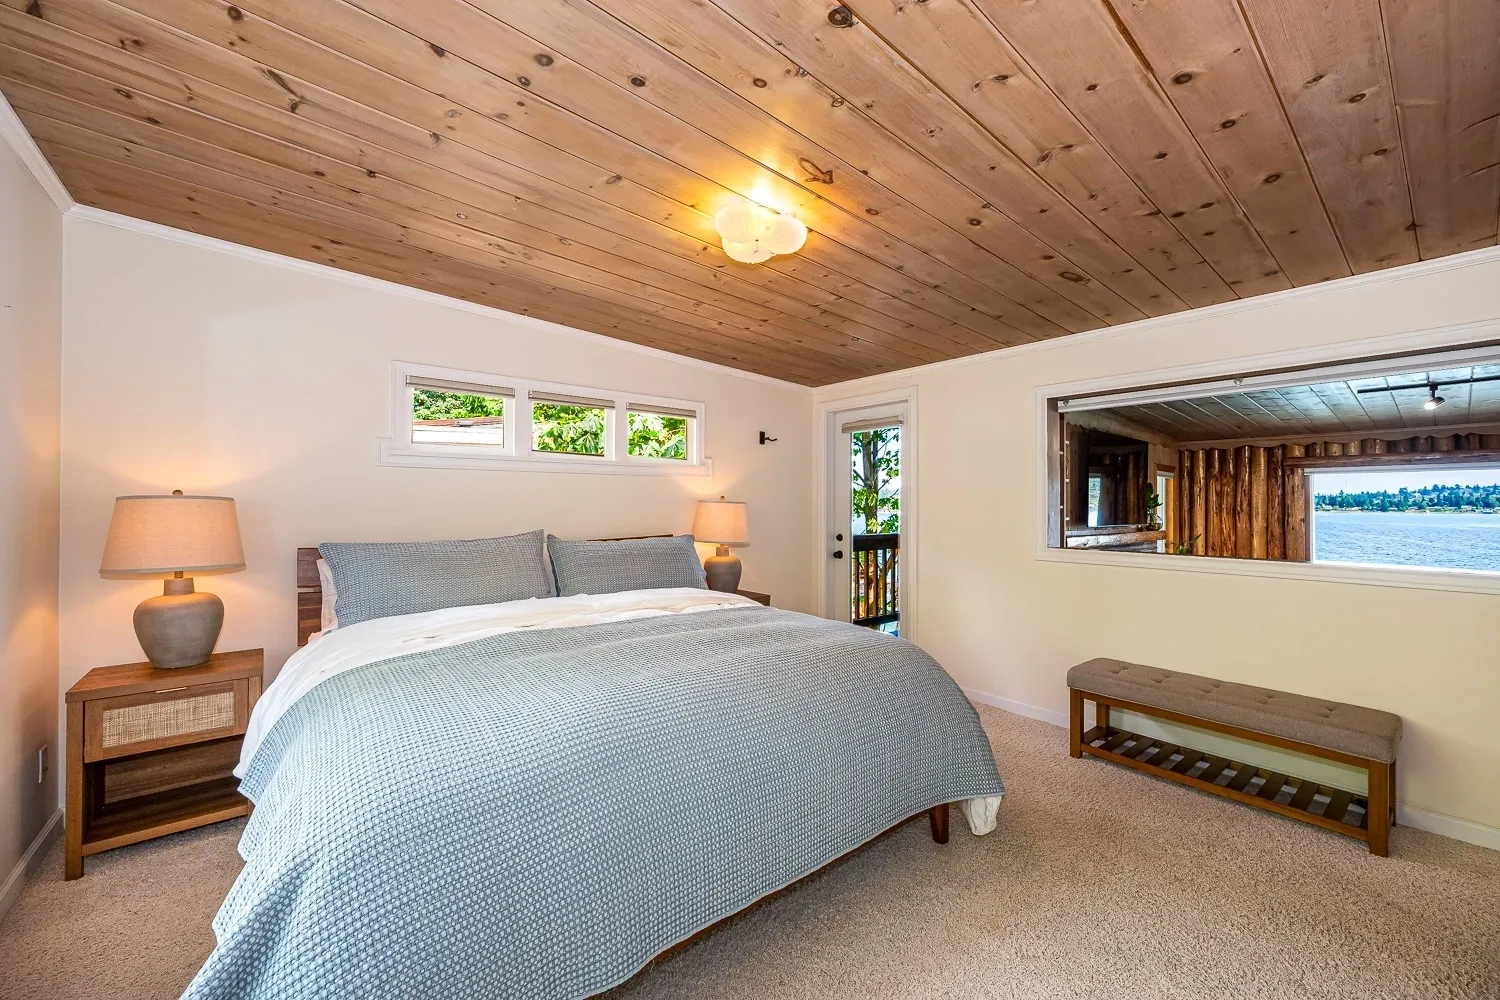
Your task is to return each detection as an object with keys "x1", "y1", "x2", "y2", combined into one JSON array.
[{"x1": 382, "y1": 363, "x2": 708, "y2": 475}]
